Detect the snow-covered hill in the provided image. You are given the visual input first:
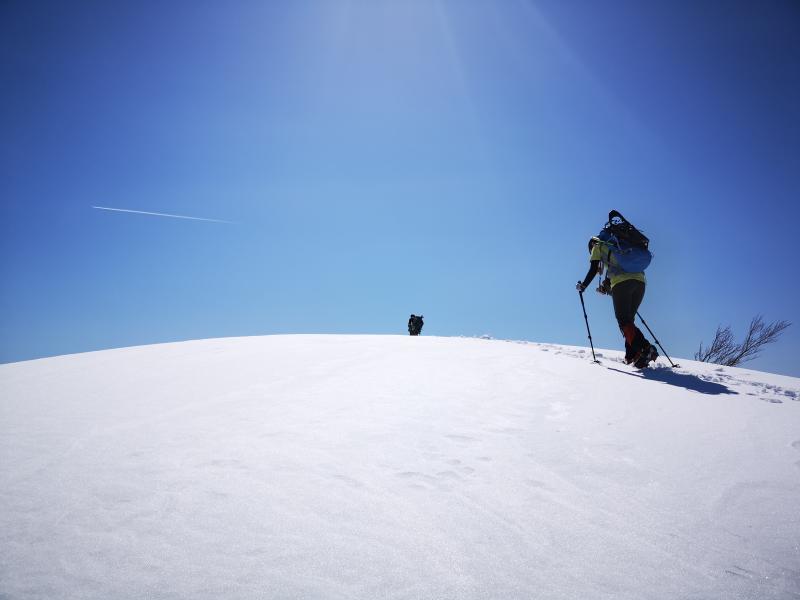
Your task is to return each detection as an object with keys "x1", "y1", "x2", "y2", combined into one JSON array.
[{"x1": 1, "y1": 335, "x2": 798, "y2": 599}]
